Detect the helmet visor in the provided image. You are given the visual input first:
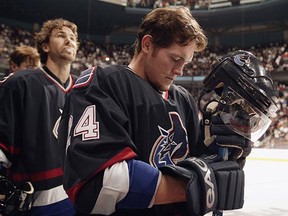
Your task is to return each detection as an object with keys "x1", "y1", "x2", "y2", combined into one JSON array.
[{"x1": 218, "y1": 87, "x2": 271, "y2": 142}]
